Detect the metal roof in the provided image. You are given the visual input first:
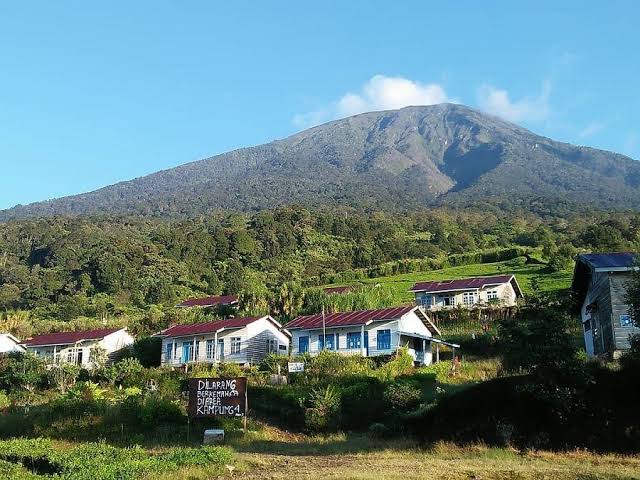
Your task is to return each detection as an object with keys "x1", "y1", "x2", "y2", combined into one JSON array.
[
  {"x1": 286, "y1": 306, "x2": 416, "y2": 330},
  {"x1": 409, "y1": 275, "x2": 516, "y2": 294},
  {"x1": 22, "y1": 328, "x2": 122, "y2": 347},
  {"x1": 323, "y1": 286, "x2": 356, "y2": 295},
  {"x1": 577, "y1": 252, "x2": 637, "y2": 272},
  {"x1": 160, "y1": 316, "x2": 266, "y2": 338},
  {"x1": 176, "y1": 295, "x2": 239, "y2": 308}
]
